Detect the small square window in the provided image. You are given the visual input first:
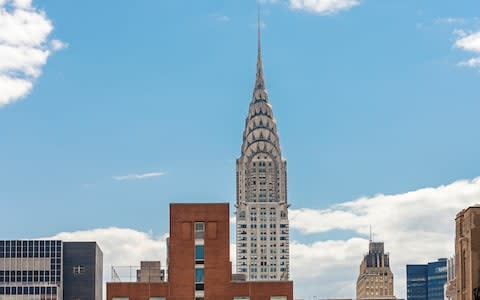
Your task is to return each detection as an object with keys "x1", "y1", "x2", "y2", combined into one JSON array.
[{"x1": 73, "y1": 265, "x2": 85, "y2": 274}]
